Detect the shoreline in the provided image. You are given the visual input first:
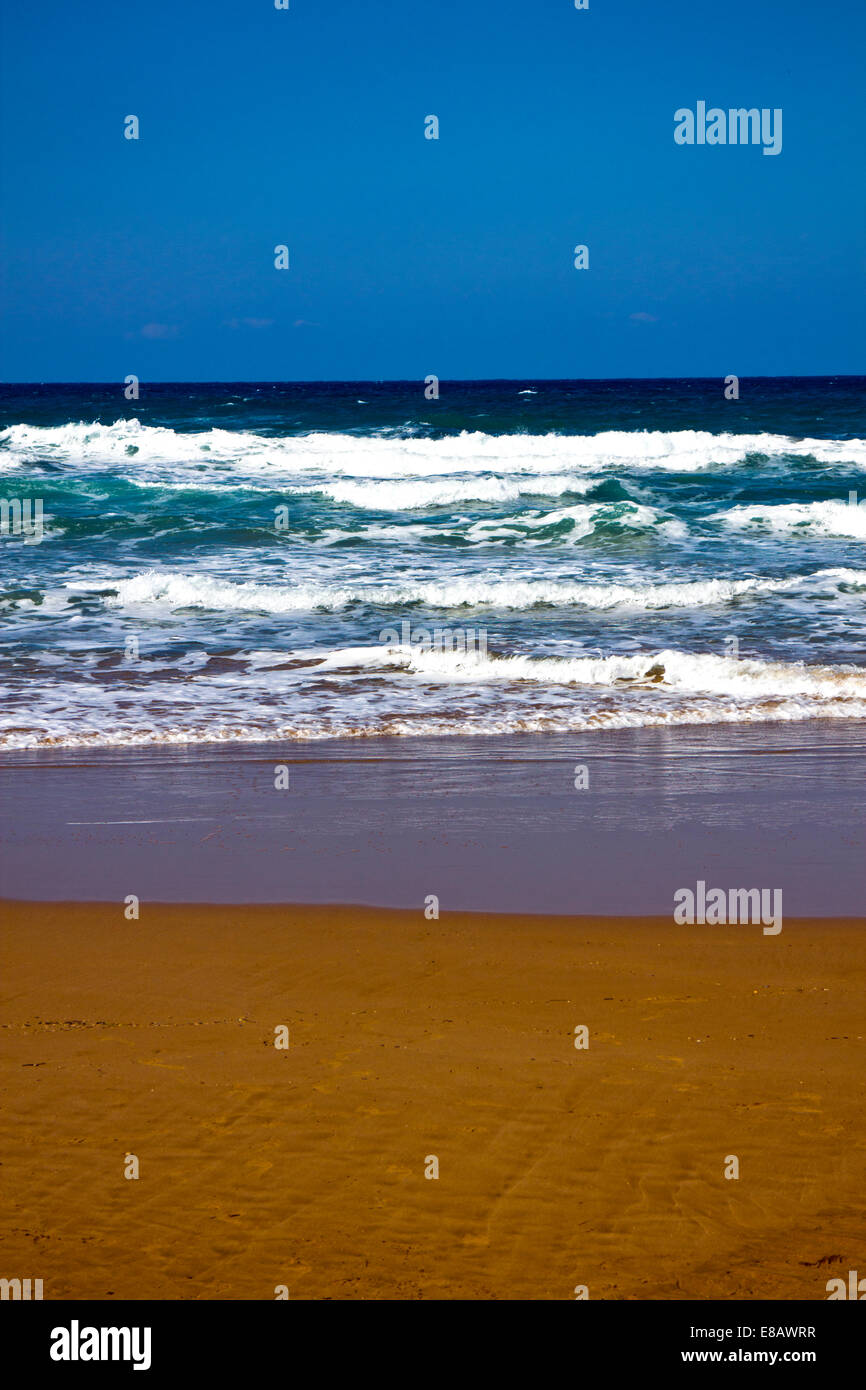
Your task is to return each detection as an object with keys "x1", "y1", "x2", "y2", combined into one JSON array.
[{"x1": 1, "y1": 898, "x2": 859, "y2": 924}]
